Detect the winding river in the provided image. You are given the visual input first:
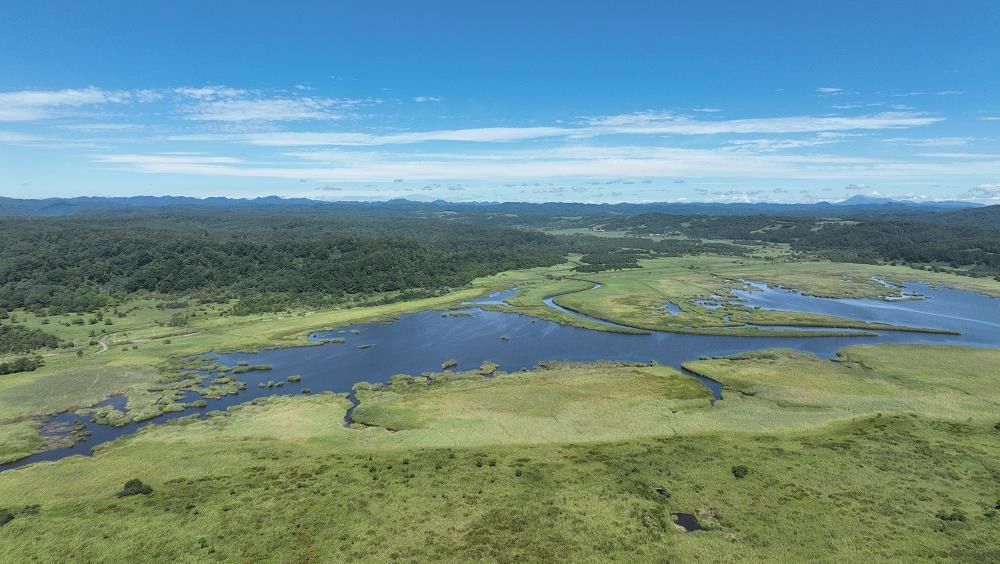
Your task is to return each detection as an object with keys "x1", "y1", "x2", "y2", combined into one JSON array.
[{"x1": 4, "y1": 281, "x2": 999, "y2": 472}]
